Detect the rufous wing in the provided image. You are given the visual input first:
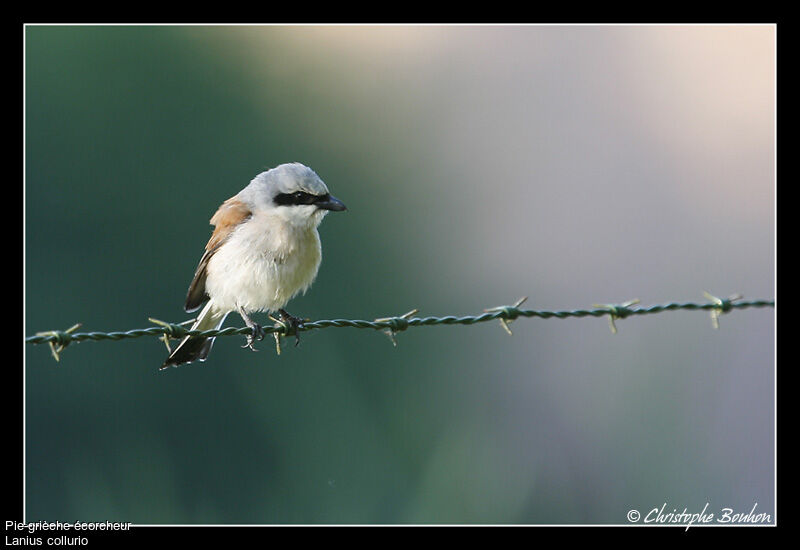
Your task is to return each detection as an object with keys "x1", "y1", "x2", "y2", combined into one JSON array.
[{"x1": 184, "y1": 197, "x2": 252, "y2": 312}]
